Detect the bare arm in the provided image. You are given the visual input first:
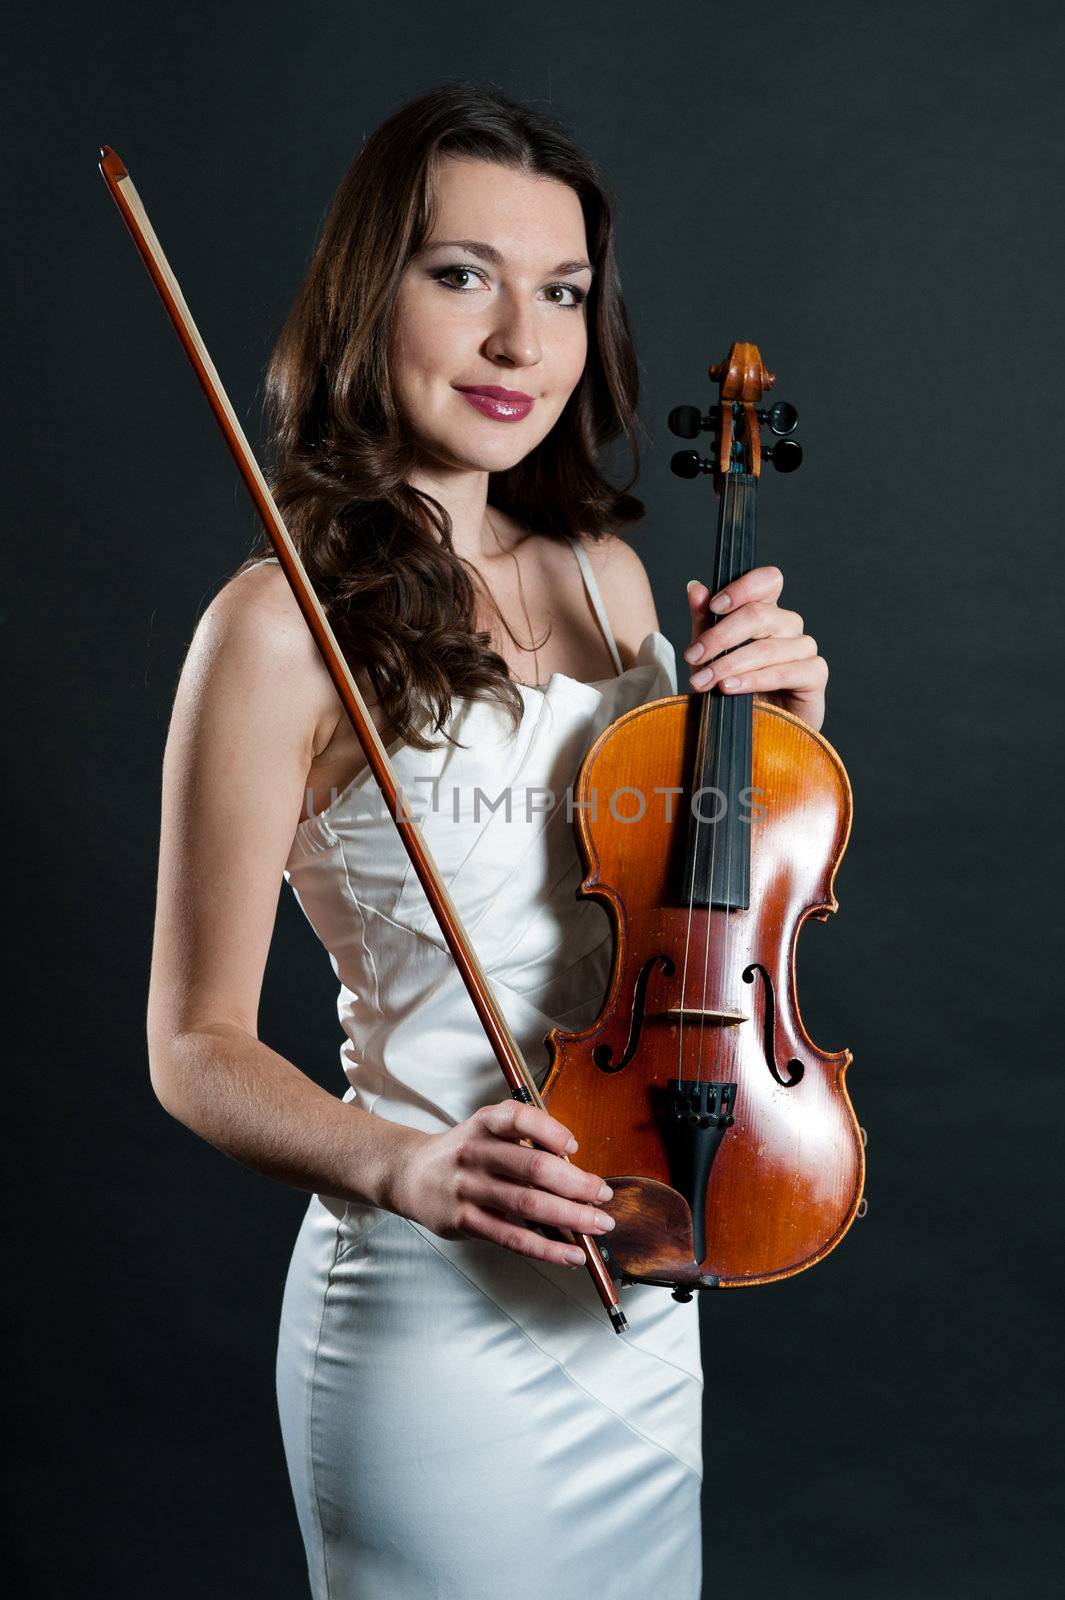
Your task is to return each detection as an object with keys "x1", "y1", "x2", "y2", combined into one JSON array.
[
  {"x1": 146, "y1": 563, "x2": 424, "y2": 1208},
  {"x1": 146, "y1": 564, "x2": 615, "y2": 1263}
]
